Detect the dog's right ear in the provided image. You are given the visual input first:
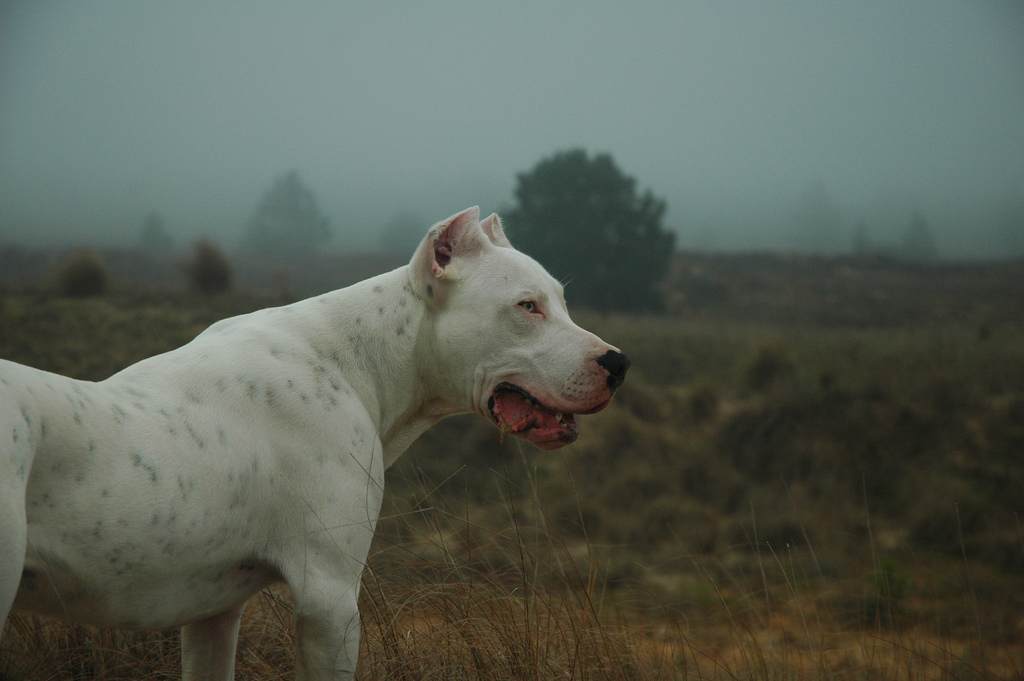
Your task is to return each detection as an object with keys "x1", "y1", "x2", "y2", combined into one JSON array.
[
  {"x1": 480, "y1": 213, "x2": 512, "y2": 248},
  {"x1": 409, "y1": 207, "x2": 482, "y2": 308}
]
